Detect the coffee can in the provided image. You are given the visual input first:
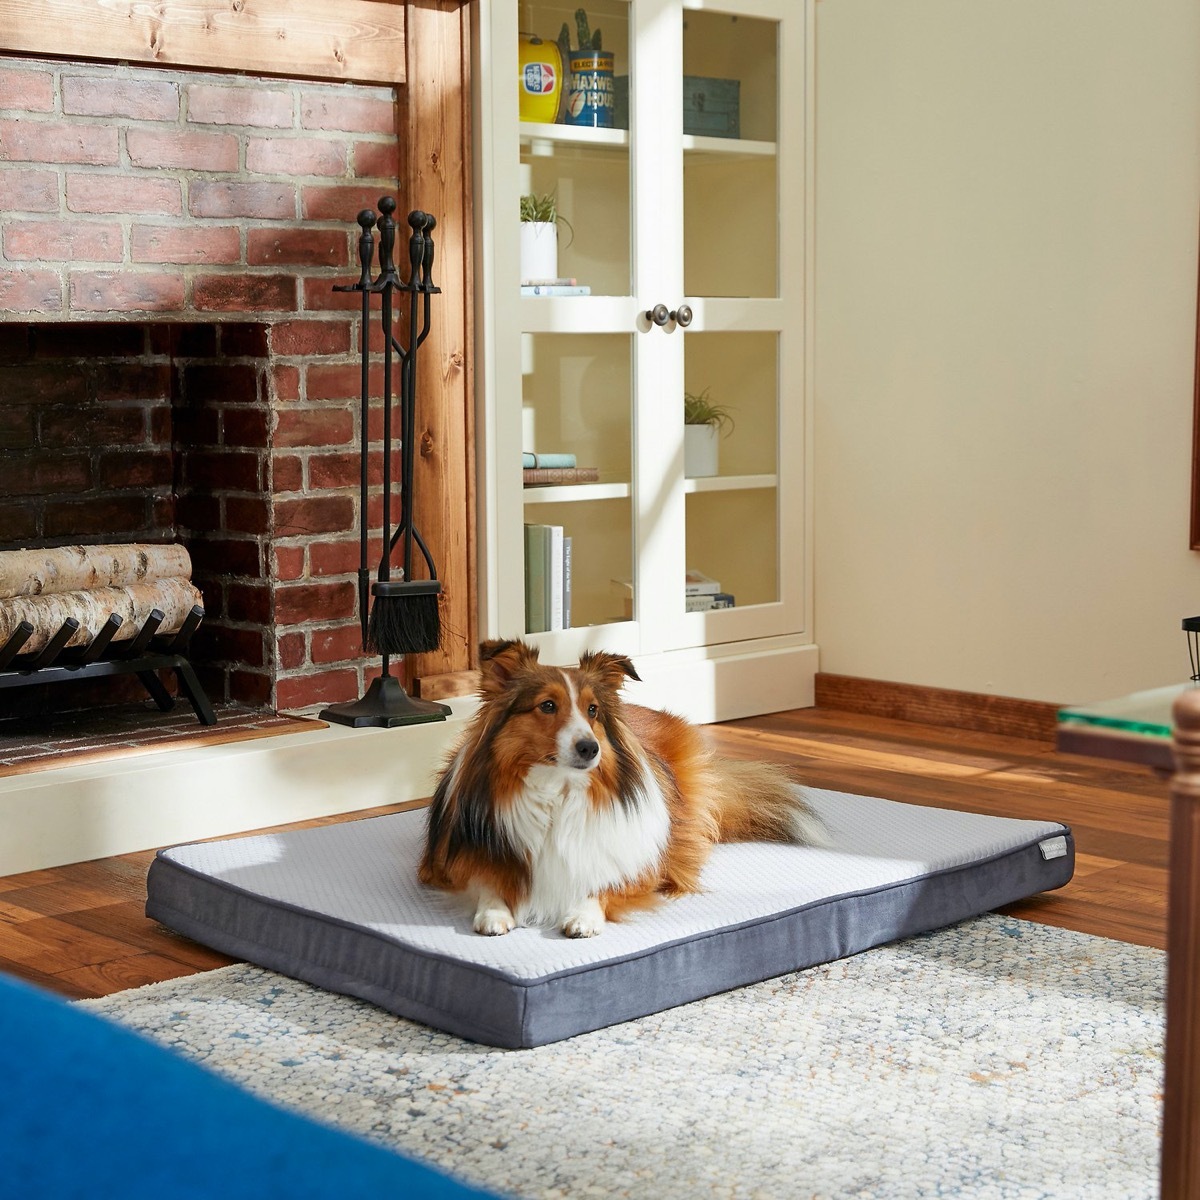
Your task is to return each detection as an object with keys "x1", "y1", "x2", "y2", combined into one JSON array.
[{"x1": 564, "y1": 51, "x2": 615, "y2": 128}]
